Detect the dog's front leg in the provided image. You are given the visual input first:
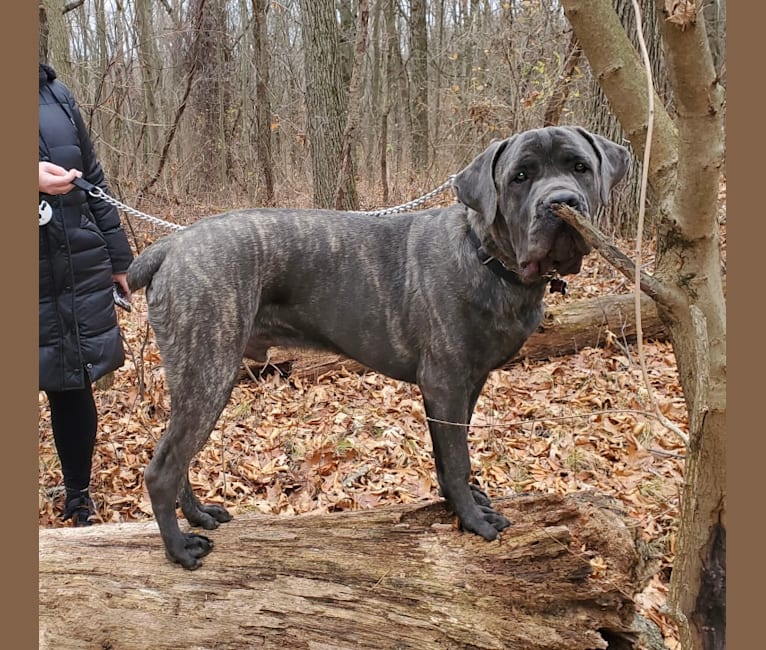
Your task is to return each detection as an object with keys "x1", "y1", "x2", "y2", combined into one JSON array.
[{"x1": 418, "y1": 374, "x2": 510, "y2": 541}]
